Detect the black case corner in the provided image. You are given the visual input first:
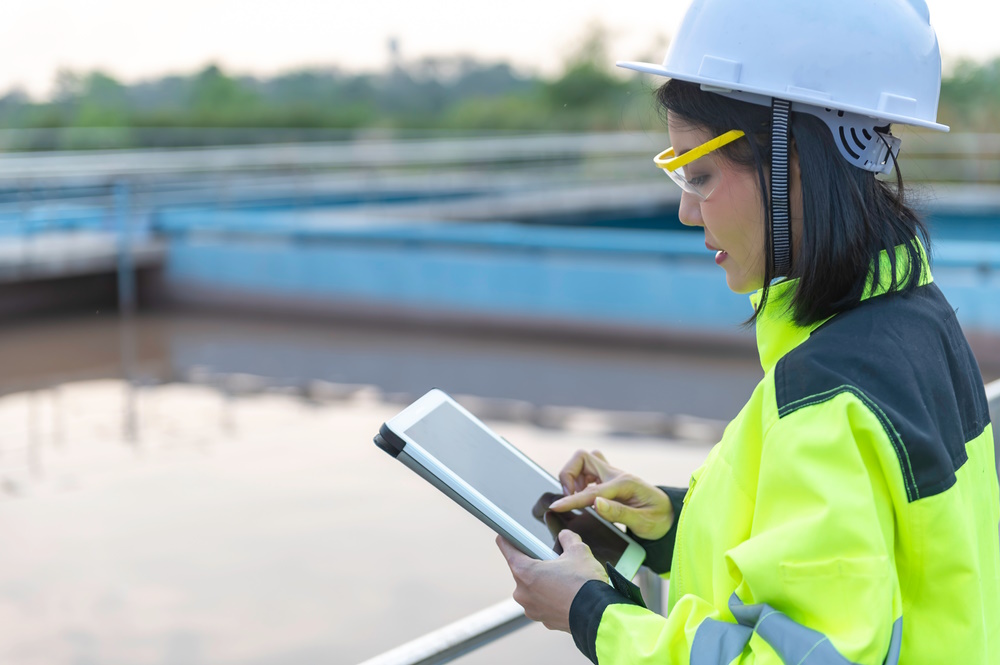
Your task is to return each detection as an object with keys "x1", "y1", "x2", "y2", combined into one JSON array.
[{"x1": 374, "y1": 423, "x2": 406, "y2": 458}]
